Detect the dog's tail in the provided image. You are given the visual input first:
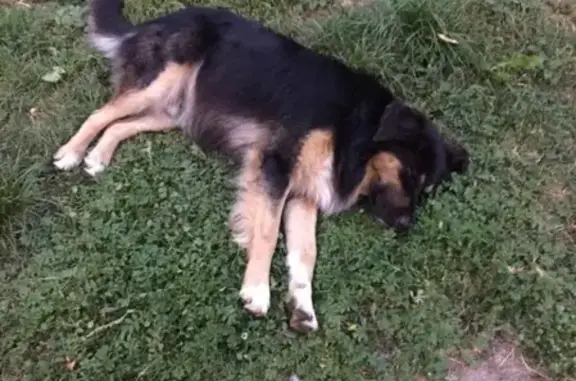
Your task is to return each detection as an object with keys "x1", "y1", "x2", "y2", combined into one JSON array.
[{"x1": 88, "y1": 0, "x2": 134, "y2": 60}]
